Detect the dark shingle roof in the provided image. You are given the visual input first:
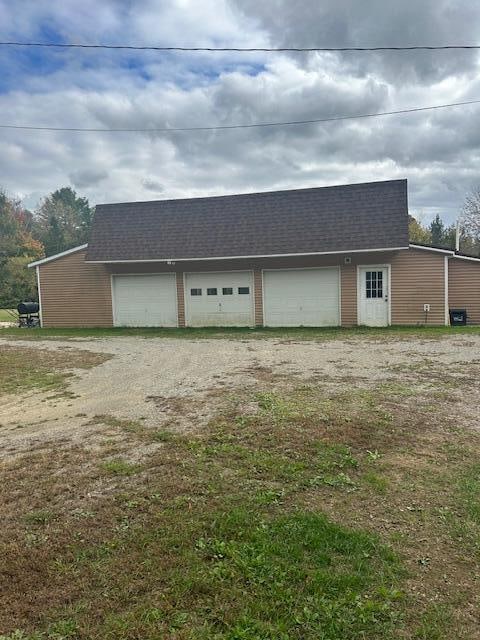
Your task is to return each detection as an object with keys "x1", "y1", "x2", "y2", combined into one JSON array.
[{"x1": 86, "y1": 179, "x2": 409, "y2": 262}]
